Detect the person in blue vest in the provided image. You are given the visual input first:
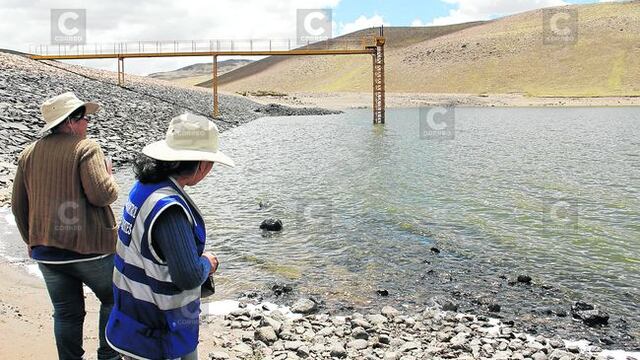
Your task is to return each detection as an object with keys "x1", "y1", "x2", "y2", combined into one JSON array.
[{"x1": 106, "y1": 113, "x2": 234, "y2": 359}]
